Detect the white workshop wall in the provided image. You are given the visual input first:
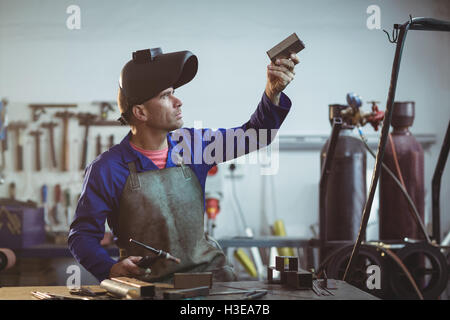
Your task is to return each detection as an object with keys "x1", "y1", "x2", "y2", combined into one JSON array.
[{"x1": 0, "y1": 0, "x2": 449, "y2": 243}]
